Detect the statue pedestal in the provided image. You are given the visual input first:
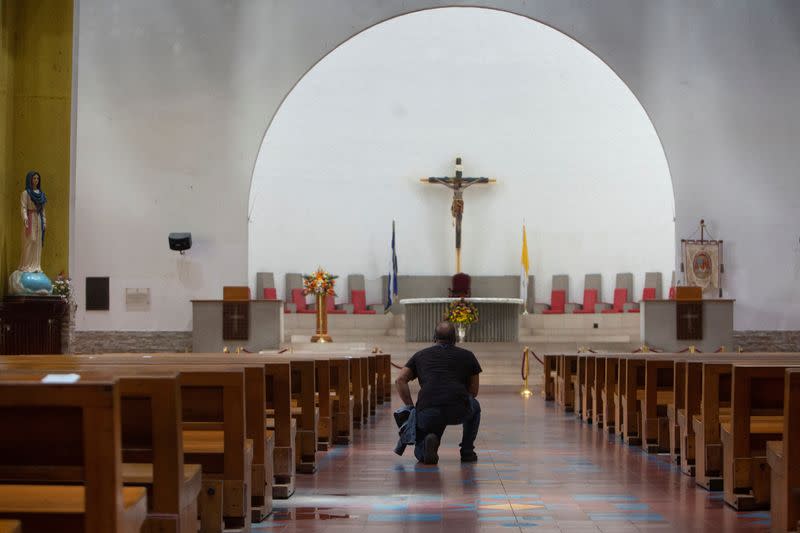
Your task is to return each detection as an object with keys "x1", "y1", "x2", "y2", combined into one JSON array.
[
  {"x1": 8, "y1": 270, "x2": 53, "y2": 295},
  {"x1": 0, "y1": 296, "x2": 67, "y2": 354}
]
